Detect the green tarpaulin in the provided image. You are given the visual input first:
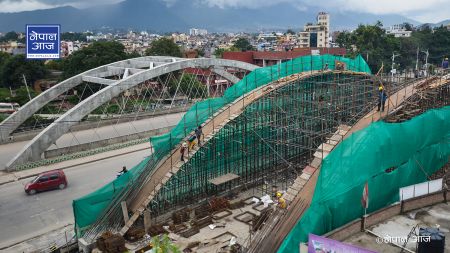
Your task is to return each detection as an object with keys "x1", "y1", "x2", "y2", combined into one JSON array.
[
  {"x1": 279, "y1": 106, "x2": 450, "y2": 253},
  {"x1": 73, "y1": 54, "x2": 372, "y2": 236}
]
